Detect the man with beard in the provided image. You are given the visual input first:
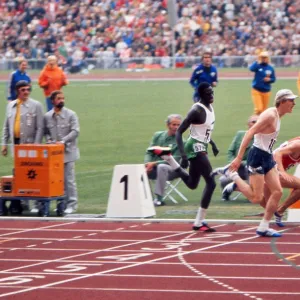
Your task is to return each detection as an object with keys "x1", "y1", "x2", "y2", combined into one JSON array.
[
  {"x1": 44, "y1": 90, "x2": 80, "y2": 214},
  {"x1": 148, "y1": 82, "x2": 219, "y2": 232}
]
